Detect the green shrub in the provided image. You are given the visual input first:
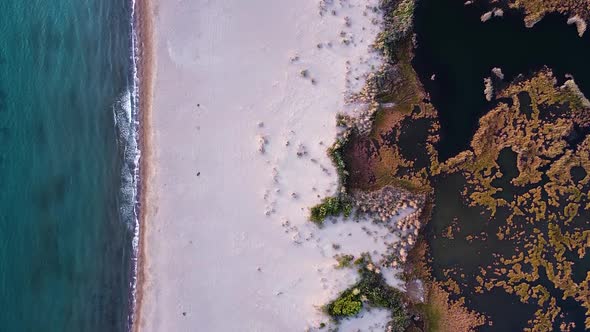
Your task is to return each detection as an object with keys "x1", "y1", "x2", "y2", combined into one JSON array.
[
  {"x1": 327, "y1": 290, "x2": 363, "y2": 317},
  {"x1": 309, "y1": 132, "x2": 354, "y2": 225},
  {"x1": 376, "y1": 0, "x2": 416, "y2": 59},
  {"x1": 324, "y1": 255, "x2": 410, "y2": 329},
  {"x1": 310, "y1": 196, "x2": 353, "y2": 225},
  {"x1": 334, "y1": 254, "x2": 355, "y2": 269},
  {"x1": 328, "y1": 140, "x2": 349, "y2": 188}
]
